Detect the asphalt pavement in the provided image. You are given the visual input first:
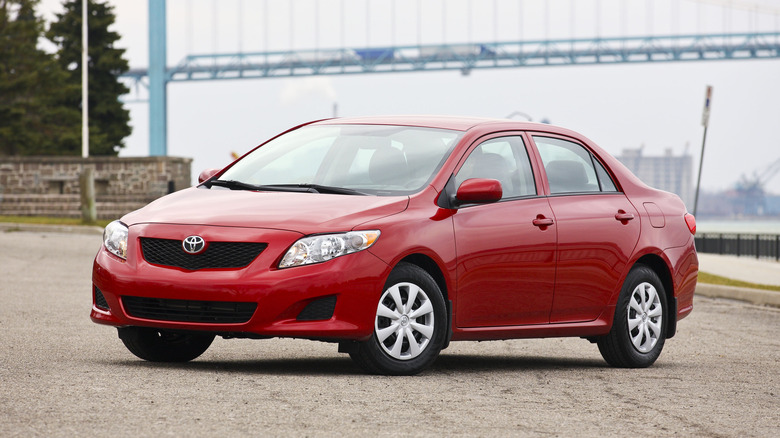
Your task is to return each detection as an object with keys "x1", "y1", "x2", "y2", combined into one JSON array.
[{"x1": 1, "y1": 229, "x2": 779, "y2": 437}]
